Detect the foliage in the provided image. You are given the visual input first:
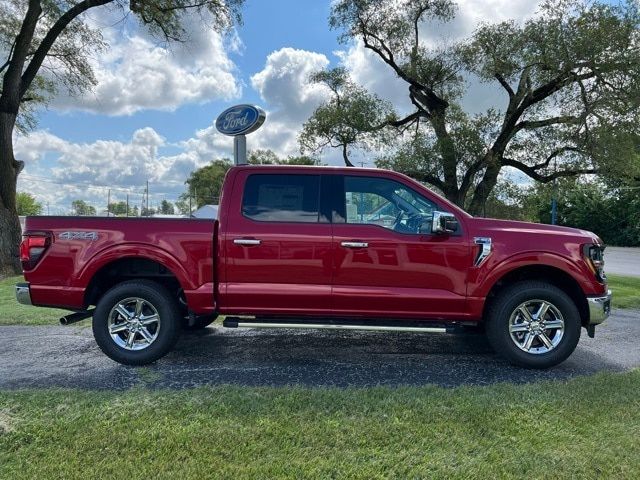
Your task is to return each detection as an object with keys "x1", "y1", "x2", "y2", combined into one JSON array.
[
  {"x1": 299, "y1": 67, "x2": 395, "y2": 166},
  {"x1": 15, "y1": 192, "x2": 41, "y2": 216},
  {"x1": 71, "y1": 199, "x2": 95, "y2": 216},
  {"x1": 1, "y1": 371, "x2": 640, "y2": 478},
  {"x1": 108, "y1": 201, "x2": 140, "y2": 216},
  {"x1": 522, "y1": 179, "x2": 640, "y2": 246},
  {"x1": 159, "y1": 200, "x2": 175, "y2": 215},
  {"x1": 310, "y1": 0, "x2": 640, "y2": 214},
  {"x1": 184, "y1": 159, "x2": 232, "y2": 208}
]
